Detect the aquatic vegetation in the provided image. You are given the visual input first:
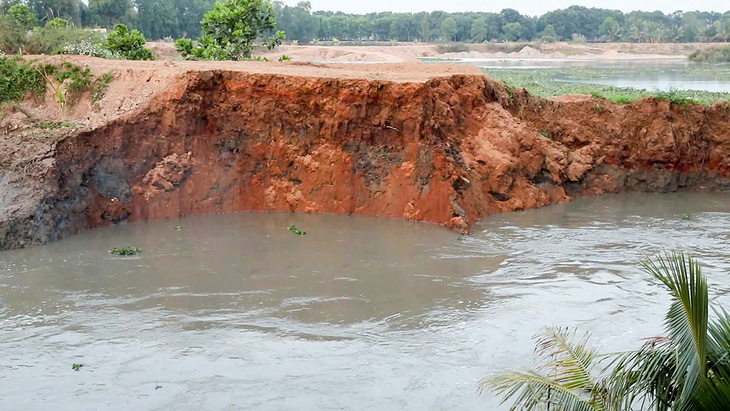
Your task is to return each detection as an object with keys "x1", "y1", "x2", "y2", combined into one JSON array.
[
  {"x1": 72, "y1": 363, "x2": 83, "y2": 371},
  {"x1": 482, "y1": 252, "x2": 730, "y2": 410},
  {"x1": 287, "y1": 225, "x2": 306, "y2": 235},
  {"x1": 109, "y1": 246, "x2": 141, "y2": 256},
  {"x1": 481, "y1": 67, "x2": 730, "y2": 105}
]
